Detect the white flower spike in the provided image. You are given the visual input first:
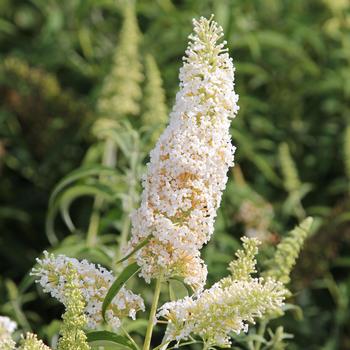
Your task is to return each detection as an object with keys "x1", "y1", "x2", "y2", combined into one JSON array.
[
  {"x1": 32, "y1": 252, "x2": 145, "y2": 330},
  {"x1": 158, "y1": 278, "x2": 285, "y2": 348},
  {"x1": 127, "y1": 15, "x2": 239, "y2": 291}
]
